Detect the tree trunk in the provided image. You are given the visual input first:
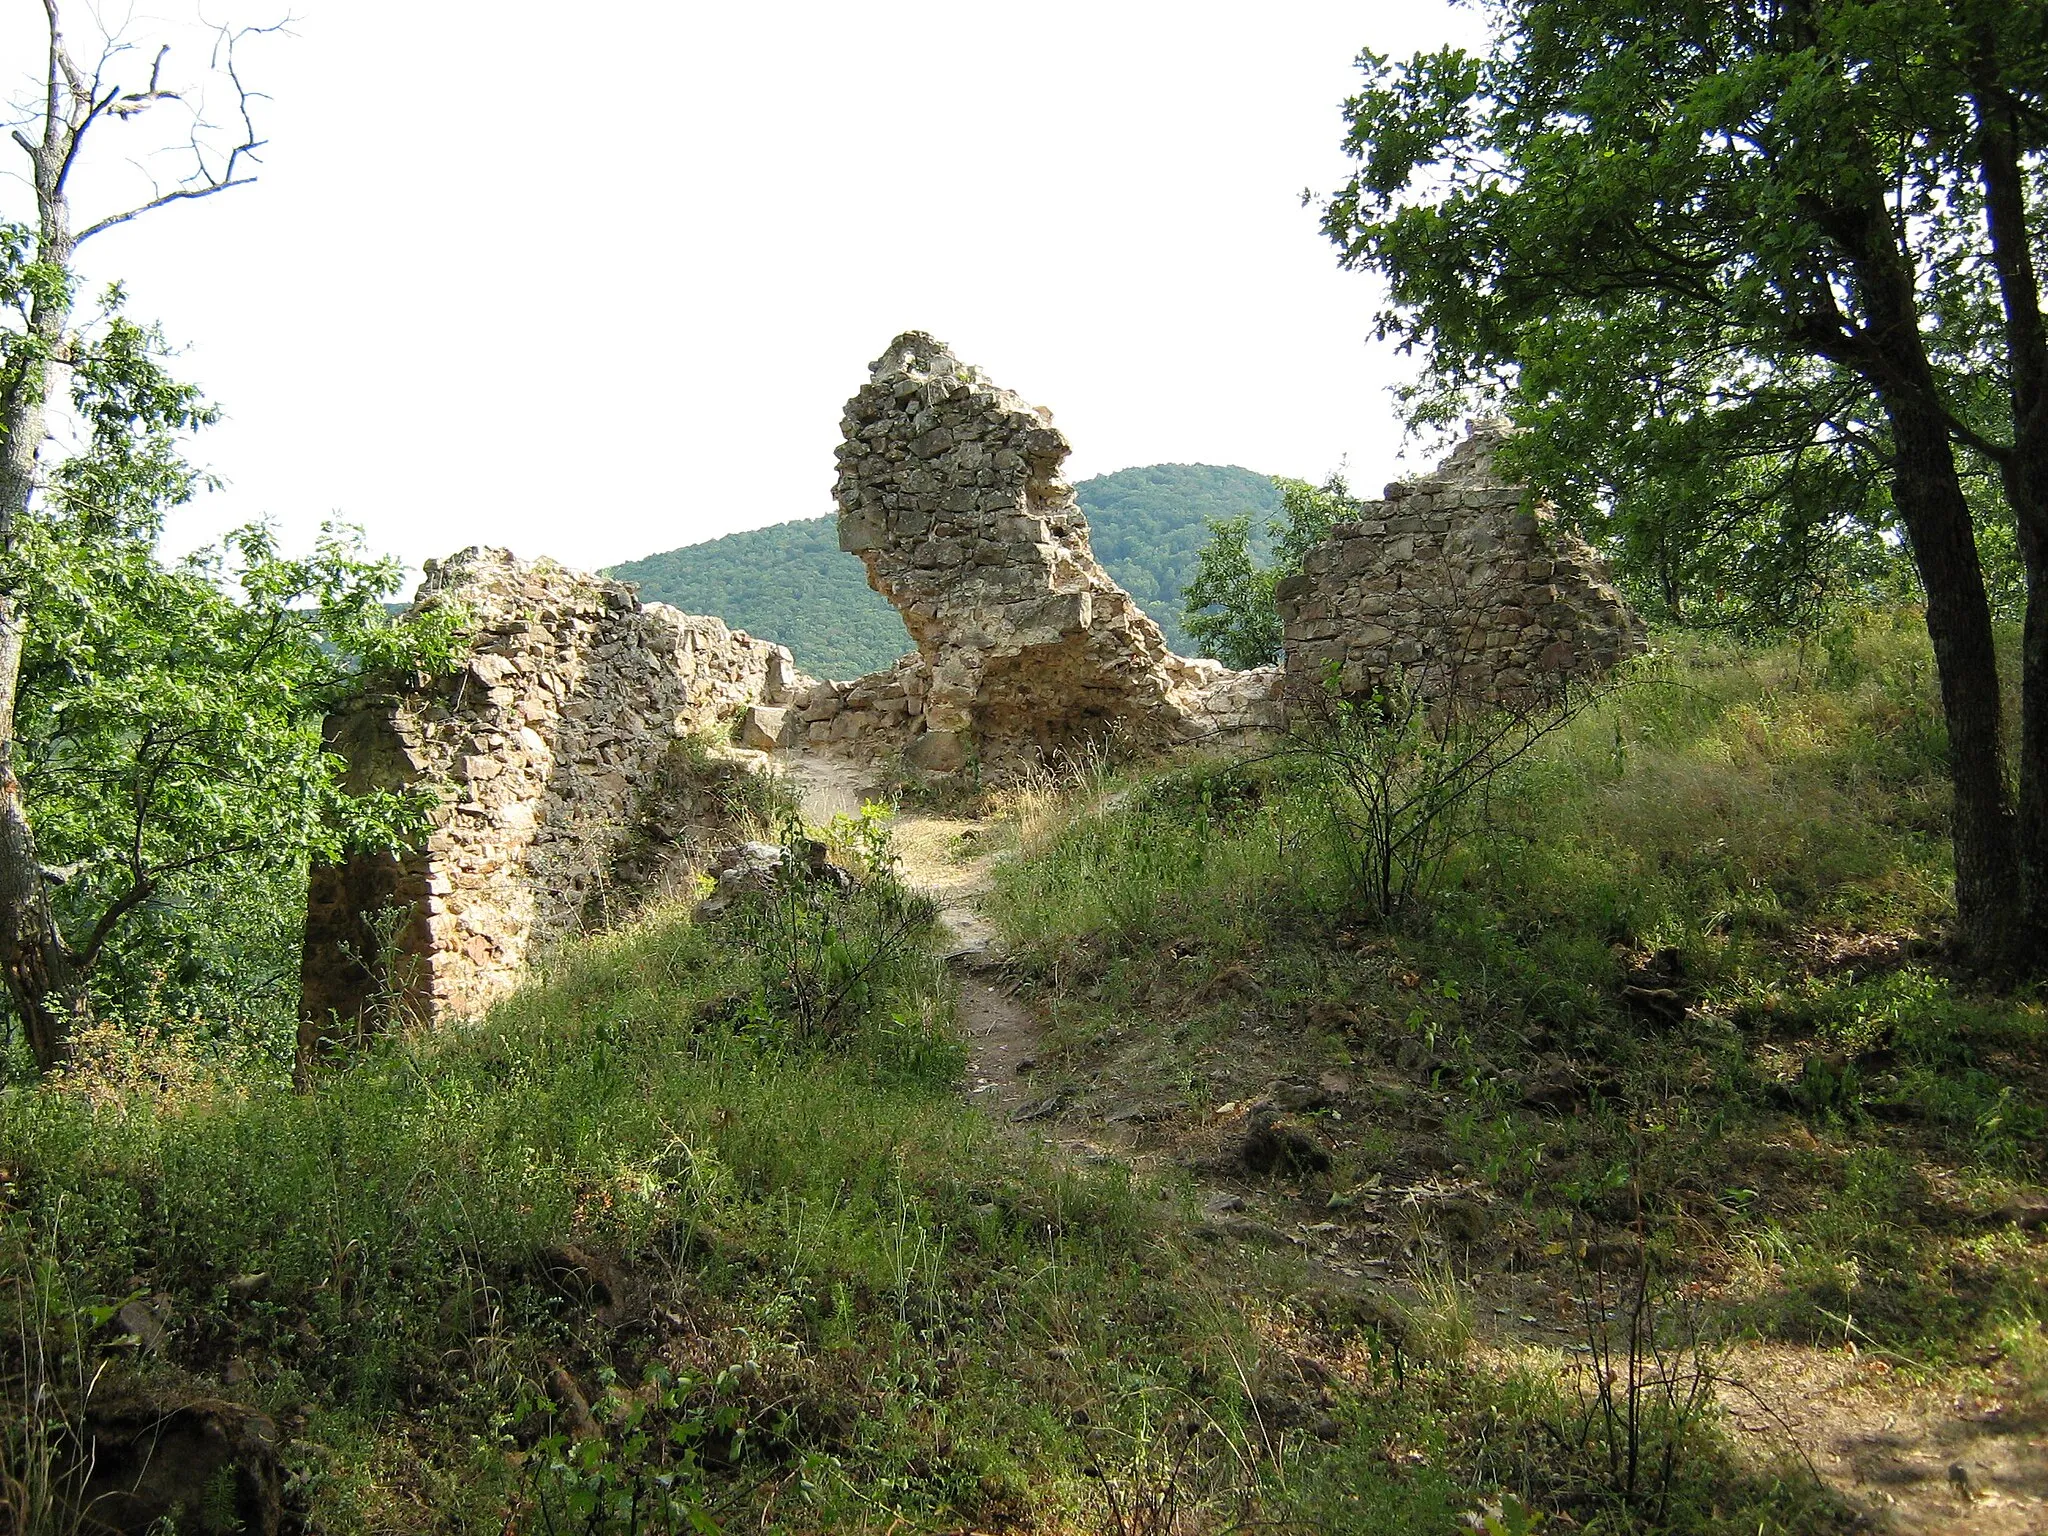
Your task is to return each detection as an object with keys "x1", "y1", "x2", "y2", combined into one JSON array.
[
  {"x1": 2016, "y1": 522, "x2": 2048, "y2": 942},
  {"x1": 0, "y1": 104, "x2": 84, "y2": 1068},
  {"x1": 1887, "y1": 401, "x2": 2027, "y2": 966},
  {"x1": 0, "y1": 1, "x2": 272, "y2": 1068},
  {"x1": 0, "y1": 602, "x2": 82, "y2": 1071},
  {"x1": 1838, "y1": 197, "x2": 2027, "y2": 969},
  {"x1": 0, "y1": 410, "x2": 83, "y2": 1068},
  {"x1": 1968, "y1": 48, "x2": 2048, "y2": 950}
]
